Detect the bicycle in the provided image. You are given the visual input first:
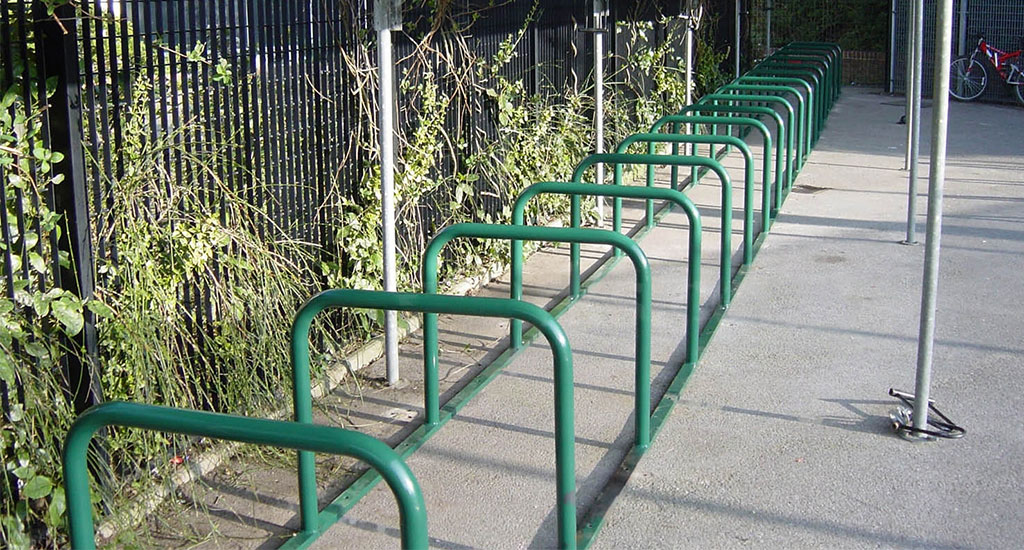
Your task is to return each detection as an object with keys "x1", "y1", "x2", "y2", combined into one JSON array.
[{"x1": 949, "y1": 35, "x2": 1024, "y2": 105}]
